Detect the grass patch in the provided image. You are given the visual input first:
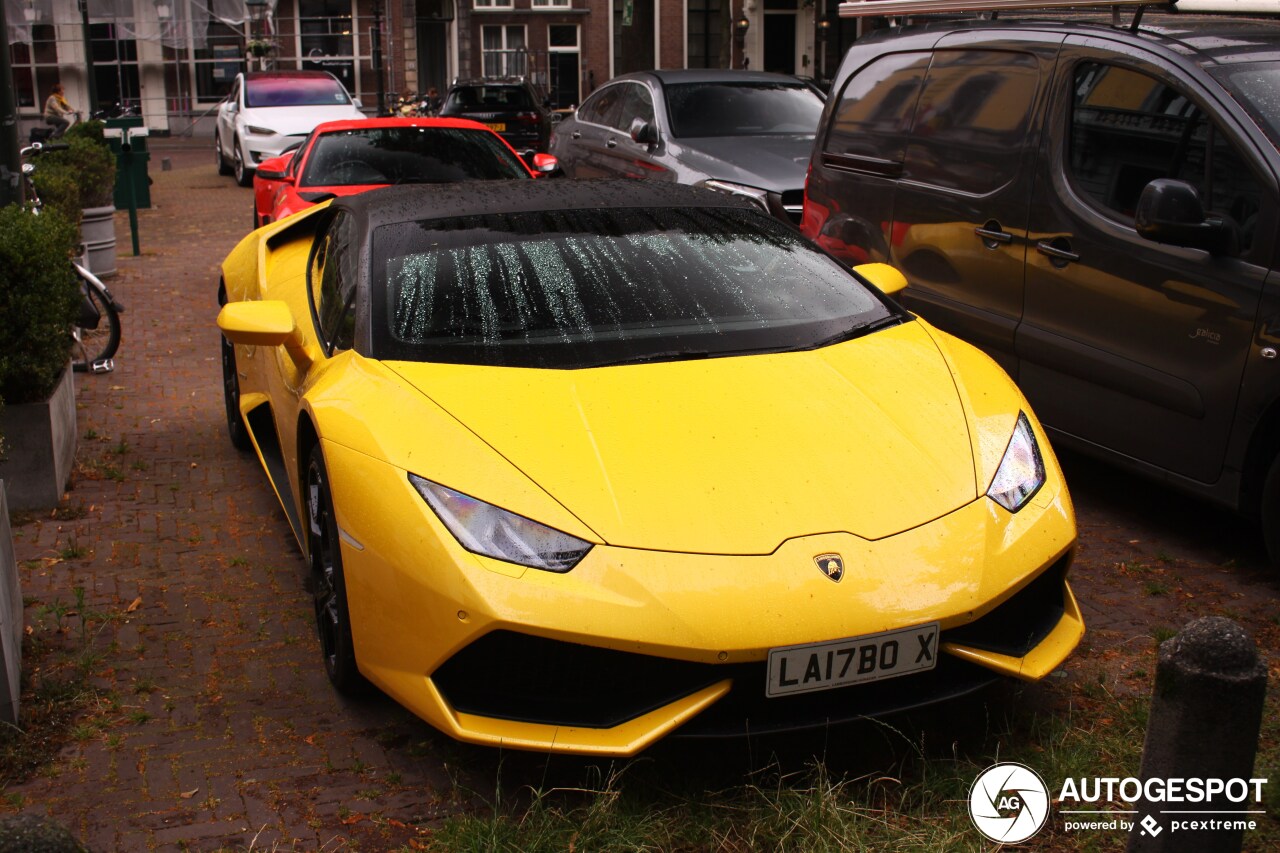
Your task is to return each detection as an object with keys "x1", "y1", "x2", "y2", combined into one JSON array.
[{"x1": 427, "y1": 686, "x2": 1156, "y2": 853}]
